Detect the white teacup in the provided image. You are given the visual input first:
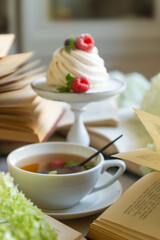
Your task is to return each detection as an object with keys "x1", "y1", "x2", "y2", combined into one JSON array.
[{"x1": 7, "y1": 142, "x2": 126, "y2": 209}]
